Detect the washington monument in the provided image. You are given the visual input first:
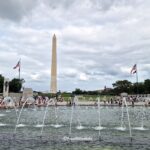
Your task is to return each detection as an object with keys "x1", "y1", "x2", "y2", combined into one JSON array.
[{"x1": 50, "y1": 34, "x2": 57, "y2": 94}]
